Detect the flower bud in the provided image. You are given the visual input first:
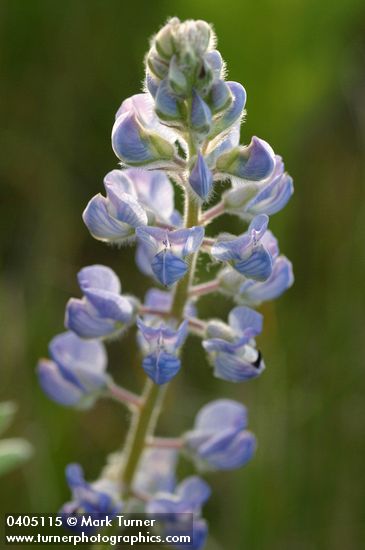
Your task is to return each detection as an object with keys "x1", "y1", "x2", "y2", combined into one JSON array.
[
  {"x1": 147, "y1": 47, "x2": 169, "y2": 80},
  {"x1": 209, "y1": 79, "x2": 233, "y2": 114},
  {"x1": 209, "y1": 81, "x2": 246, "y2": 139},
  {"x1": 145, "y1": 73, "x2": 159, "y2": 97},
  {"x1": 238, "y1": 155, "x2": 294, "y2": 216},
  {"x1": 194, "y1": 59, "x2": 214, "y2": 98},
  {"x1": 189, "y1": 153, "x2": 213, "y2": 200},
  {"x1": 167, "y1": 55, "x2": 189, "y2": 96},
  {"x1": 154, "y1": 18, "x2": 179, "y2": 59},
  {"x1": 154, "y1": 79, "x2": 182, "y2": 123},
  {"x1": 191, "y1": 91, "x2": 212, "y2": 135},
  {"x1": 204, "y1": 50, "x2": 224, "y2": 79}
]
